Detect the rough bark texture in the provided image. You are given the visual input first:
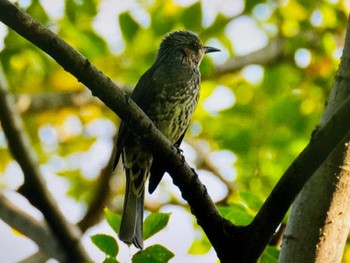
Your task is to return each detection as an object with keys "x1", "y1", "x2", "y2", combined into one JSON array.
[{"x1": 279, "y1": 18, "x2": 350, "y2": 263}]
